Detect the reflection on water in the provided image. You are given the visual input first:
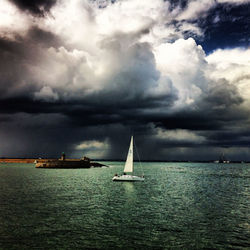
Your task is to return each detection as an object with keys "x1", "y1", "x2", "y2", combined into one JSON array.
[
  {"x1": 0, "y1": 162, "x2": 249, "y2": 249},
  {"x1": 123, "y1": 182, "x2": 135, "y2": 195}
]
